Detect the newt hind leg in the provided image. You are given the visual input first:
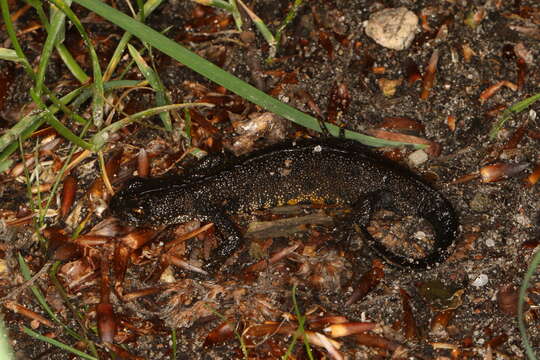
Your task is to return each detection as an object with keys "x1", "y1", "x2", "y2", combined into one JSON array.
[
  {"x1": 349, "y1": 190, "x2": 436, "y2": 269},
  {"x1": 332, "y1": 191, "x2": 391, "y2": 261}
]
